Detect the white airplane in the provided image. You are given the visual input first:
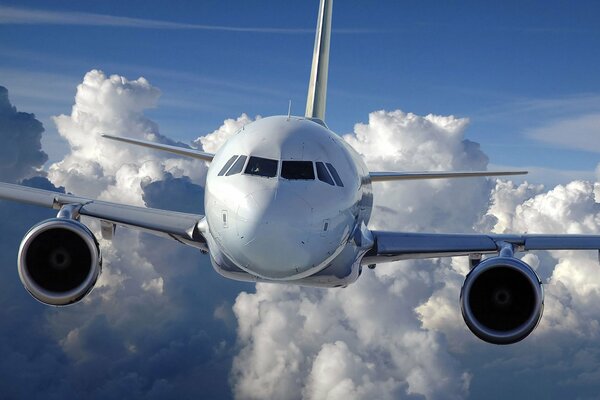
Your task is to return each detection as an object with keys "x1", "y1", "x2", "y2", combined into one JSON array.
[{"x1": 1, "y1": 0, "x2": 599, "y2": 345}]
